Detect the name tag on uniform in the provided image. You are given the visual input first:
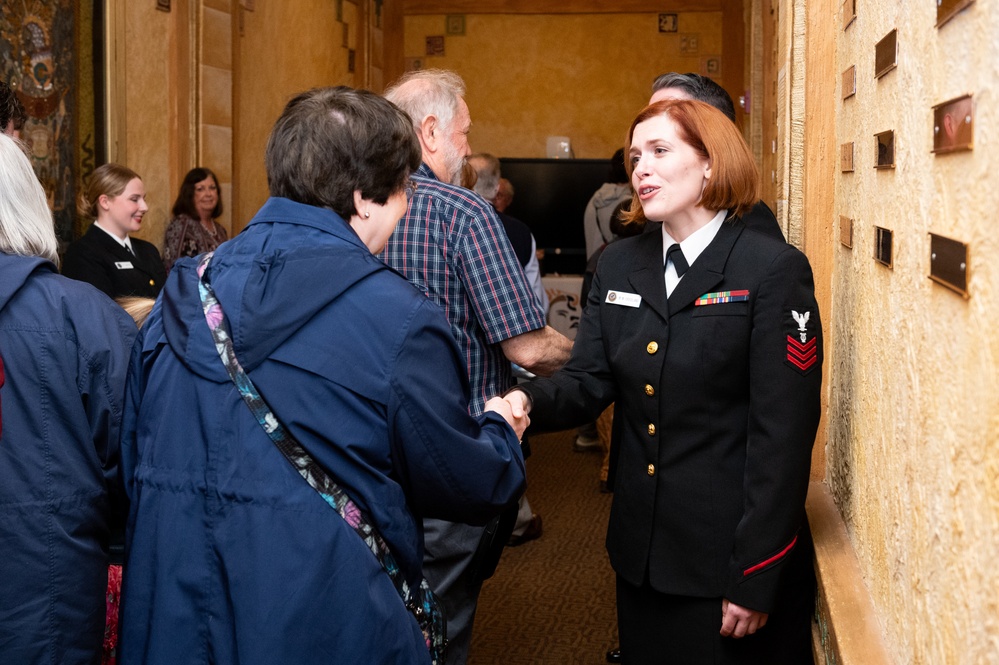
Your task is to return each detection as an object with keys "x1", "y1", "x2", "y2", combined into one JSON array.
[
  {"x1": 605, "y1": 290, "x2": 642, "y2": 308},
  {"x1": 114, "y1": 261, "x2": 134, "y2": 270}
]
